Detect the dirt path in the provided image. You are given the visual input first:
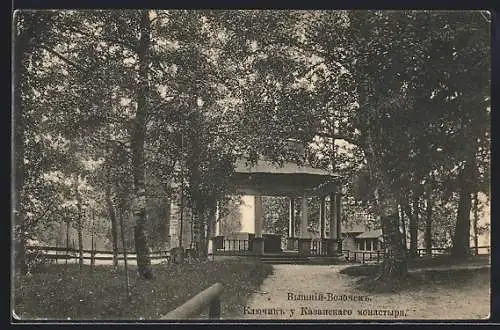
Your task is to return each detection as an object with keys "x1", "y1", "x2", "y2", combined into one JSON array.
[{"x1": 233, "y1": 264, "x2": 489, "y2": 320}]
